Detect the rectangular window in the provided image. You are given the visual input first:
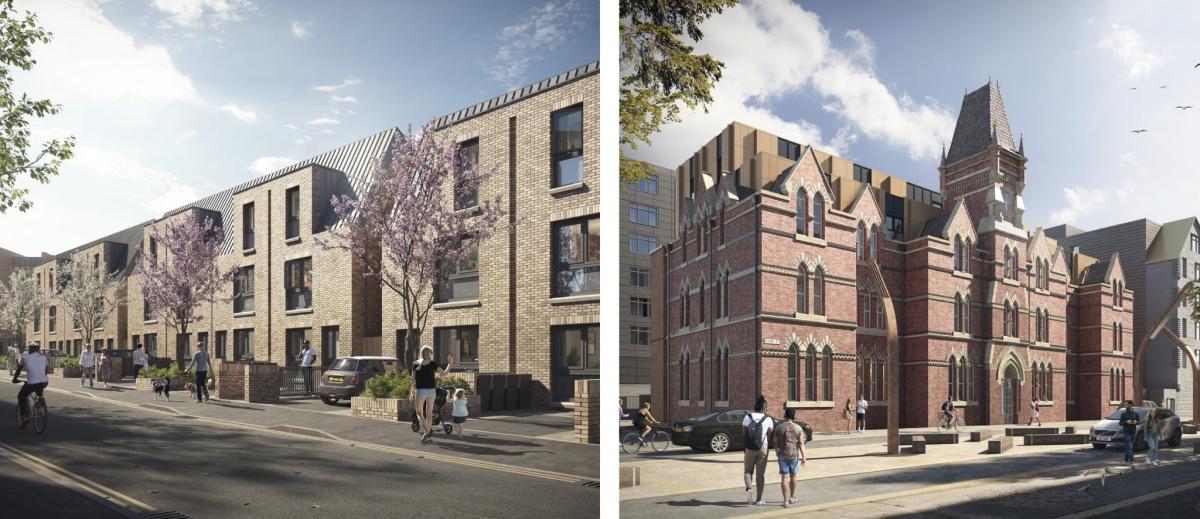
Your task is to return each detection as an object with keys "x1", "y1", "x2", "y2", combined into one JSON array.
[
  {"x1": 1192, "y1": 233, "x2": 1200, "y2": 253},
  {"x1": 551, "y1": 215, "x2": 600, "y2": 297},
  {"x1": 628, "y1": 203, "x2": 657, "y2": 227},
  {"x1": 778, "y1": 137, "x2": 802, "y2": 160},
  {"x1": 197, "y1": 332, "x2": 209, "y2": 353},
  {"x1": 284, "y1": 257, "x2": 313, "y2": 310},
  {"x1": 215, "y1": 331, "x2": 227, "y2": 360},
  {"x1": 143, "y1": 299, "x2": 153, "y2": 321},
  {"x1": 242, "y1": 202, "x2": 255, "y2": 250},
  {"x1": 285, "y1": 327, "x2": 311, "y2": 368},
  {"x1": 435, "y1": 326, "x2": 479, "y2": 369},
  {"x1": 1185, "y1": 259, "x2": 1189, "y2": 279},
  {"x1": 628, "y1": 233, "x2": 657, "y2": 255},
  {"x1": 321, "y1": 326, "x2": 339, "y2": 367},
  {"x1": 551, "y1": 104, "x2": 583, "y2": 187},
  {"x1": 285, "y1": 186, "x2": 300, "y2": 239},
  {"x1": 631, "y1": 174, "x2": 657, "y2": 194},
  {"x1": 884, "y1": 194, "x2": 905, "y2": 241},
  {"x1": 630, "y1": 325, "x2": 649, "y2": 346},
  {"x1": 853, "y1": 164, "x2": 872, "y2": 184},
  {"x1": 455, "y1": 138, "x2": 479, "y2": 210},
  {"x1": 630, "y1": 297, "x2": 650, "y2": 318},
  {"x1": 149, "y1": 237, "x2": 157, "y2": 259},
  {"x1": 436, "y1": 241, "x2": 479, "y2": 302},
  {"x1": 715, "y1": 132, "x2": 723, "y2": 172},
  {"x1": 1184, "y1": 319, "x2": 1189, "y2": 338},
  {"x1": 233, "y1": 266, "x2": 255, "y2": 313},
  {"x1": 233, "y1": 328, "x2": 254, "y2": 361},
  {"x1": 629, "y1": 266, "x2": 651, "y2": 288},
  {"x1": 553, "y1": 324, "x2": 600, "y2": 371},
  {"x1": 144, "y1": 333, "x2": 157, "y2": 357}
]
